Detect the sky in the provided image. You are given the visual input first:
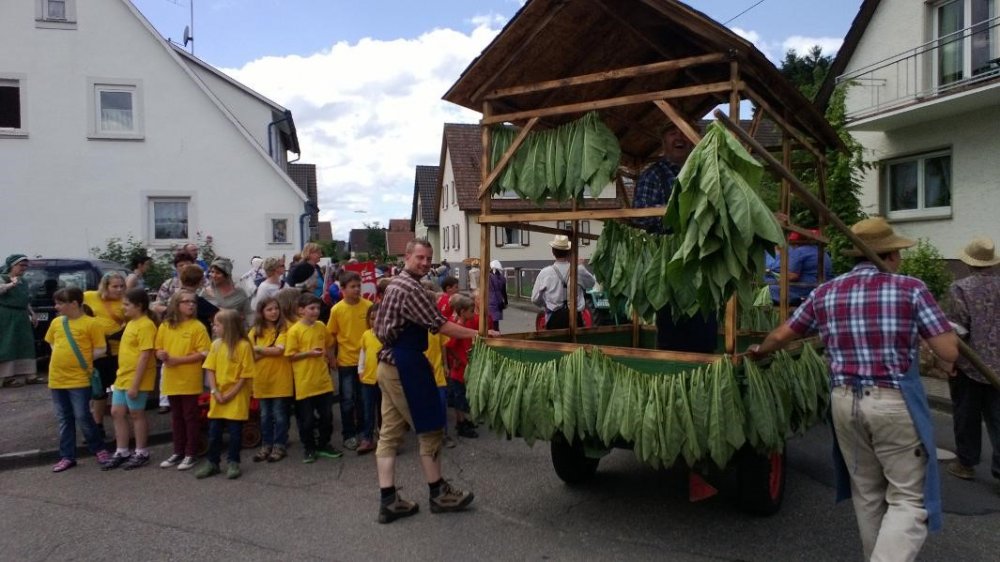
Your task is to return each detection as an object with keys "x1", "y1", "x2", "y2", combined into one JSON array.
[{"x1": 131, "y1": 0, "x2": 863, "y2": 241}]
